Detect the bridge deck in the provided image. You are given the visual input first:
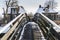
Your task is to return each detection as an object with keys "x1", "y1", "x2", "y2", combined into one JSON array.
[
  {"x1": 33, "y1": 28, "x2": 43, "y2": 40},
  {"x1": 32, "y1": 23, "x2": 45, "y2": 40},
  {"x1": 18, "y1": 22, "x2": 45, "y2": 40}
]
